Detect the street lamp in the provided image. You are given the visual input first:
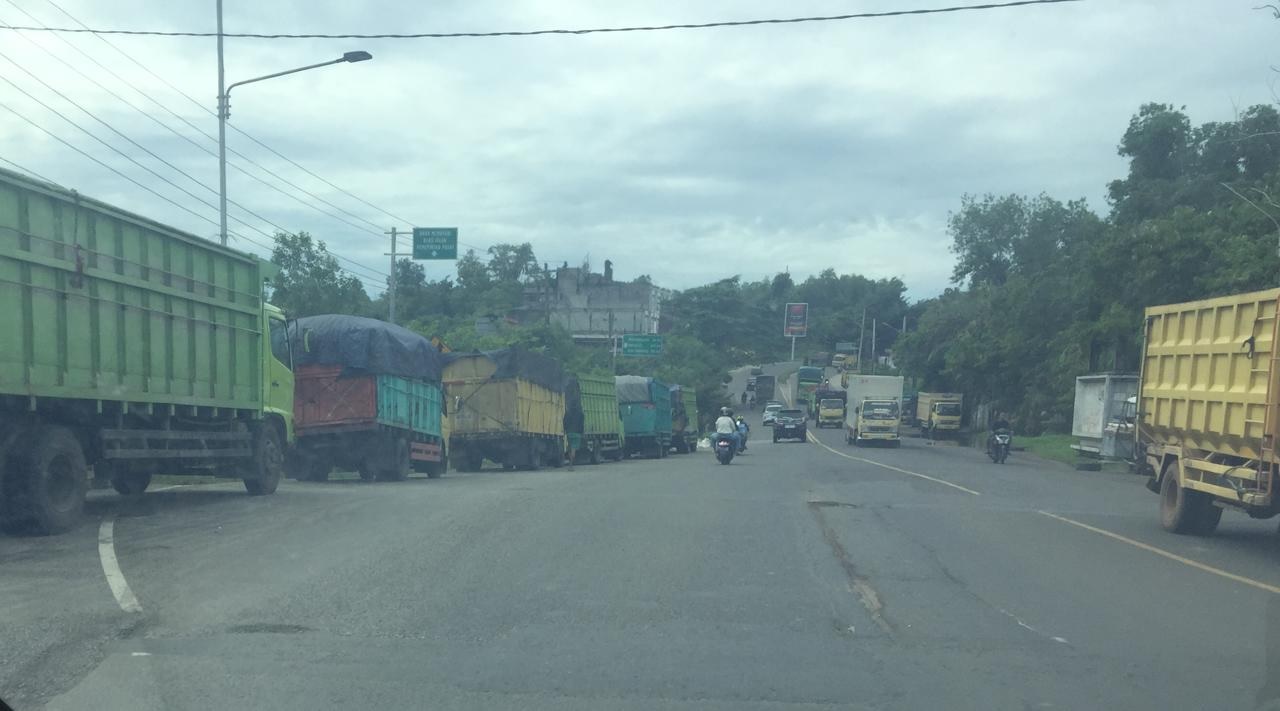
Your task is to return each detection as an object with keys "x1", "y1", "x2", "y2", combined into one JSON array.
[{"x1": 215, "y1": 2, "x2": 372, "y2": 245}]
